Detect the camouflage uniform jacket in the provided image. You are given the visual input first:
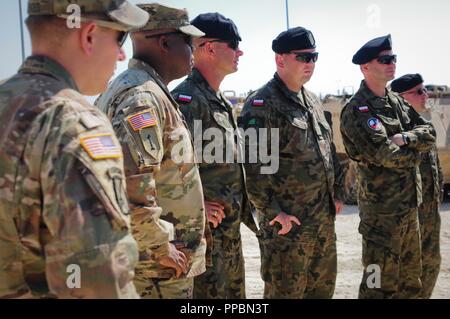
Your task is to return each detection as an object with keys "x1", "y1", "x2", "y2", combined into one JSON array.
[
  {"x1": 95, "y1": 59, "x2": 206, "y2": 278},
  {"x1": 238, "y1": 73, "x2": 345, "y2": 238},
  {"x1": 340, "y1": 80, "x2": 436, "y2": 212},
  {"x1": 416, "y1": 110, "x2": 443, "y2": 204},
  {"x1": 0, "y1": 56, "x2": 139, "y2": 298},
  {"x1": 172, "y1": 68, "x2": 257, "y2": 235}
]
